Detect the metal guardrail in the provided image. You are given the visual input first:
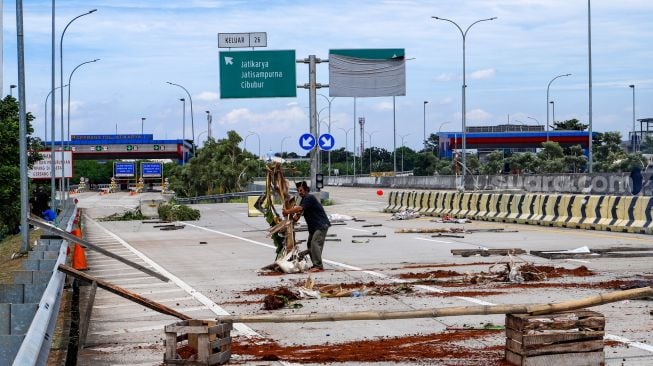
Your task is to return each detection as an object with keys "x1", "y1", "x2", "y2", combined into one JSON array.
[
  {"x1": 11, "y1": 206, "x2": 77, "y2": 366},
  {"x1": 176, "y1": 190, "x2": 297, "y2": 205}
]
